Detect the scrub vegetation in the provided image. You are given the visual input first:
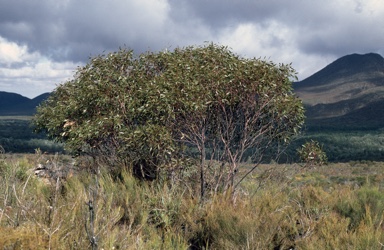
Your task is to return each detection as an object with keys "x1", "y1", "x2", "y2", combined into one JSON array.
[
  {"x1": 1, "y1": 44, "x2": 384, "y2": 249},
  {"x1": 1, "y1": 153, "x2": 384, "y2": 249}
]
